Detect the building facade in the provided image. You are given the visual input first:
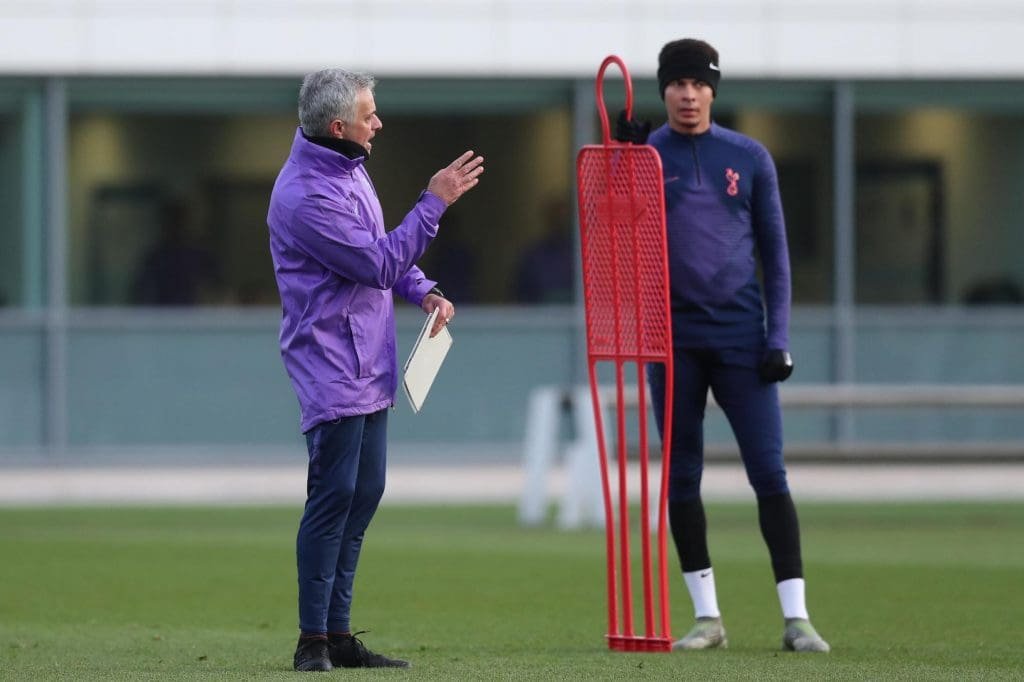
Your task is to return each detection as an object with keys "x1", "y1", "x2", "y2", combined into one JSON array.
[{"x1": 2, "y1": 1, "x2": 1024, "y2": 463}]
